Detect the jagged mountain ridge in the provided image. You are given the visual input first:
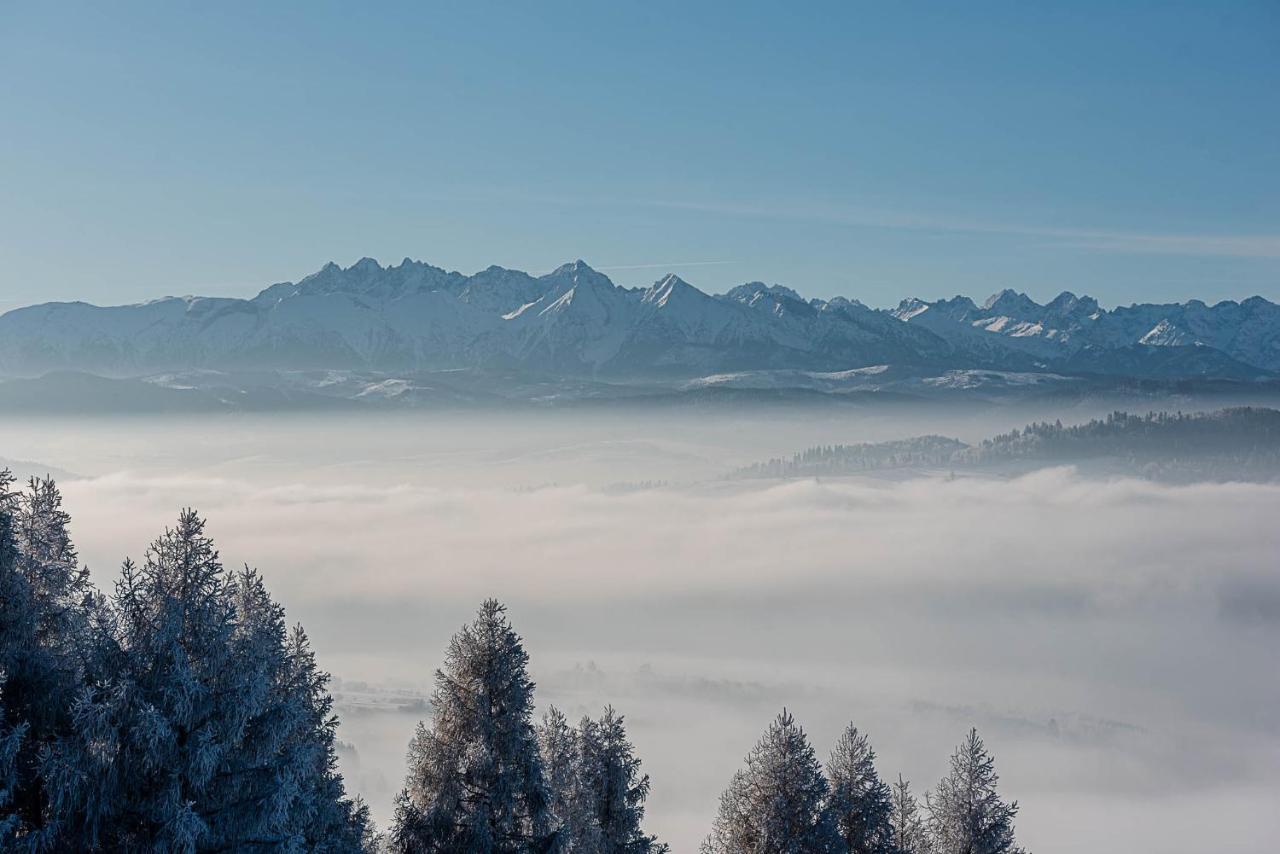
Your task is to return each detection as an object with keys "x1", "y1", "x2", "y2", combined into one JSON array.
[
  {"x1": 0, "y1": 258, "x2": 1276, "y2": 379},
  {"x1": 892, "y1": 288, "x2": 1280, "y2": 371}
]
